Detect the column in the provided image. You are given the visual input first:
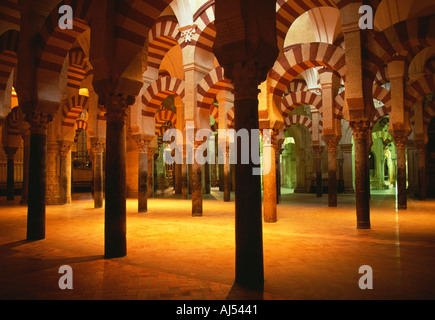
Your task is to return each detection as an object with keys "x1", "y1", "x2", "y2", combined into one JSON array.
[
  {"x1": 136, "y1": 138, "x2": 149, "y2": 212},
  {"x1": 91, "y1": 139, "x2": 105, "y2": 209},
  {"x1": 312, "y1": 146, "x2": 323, "y2": 198},
  {"x1": 59, "y1": 142, "x2": 73, "y2": 204},
  {"x1": 341, "y1": 143, "x2": 354, "y2": 193},
  {"x1": 20, "y1": 131, "x2": 30, "y2": 205},
  {"x1": 387, "y1": 58, "x2": 411, "y2": 209},
  {"x1": 324, "y1": 139, "x2": 339, "y2": 207},
  {"x1": 46, "y1": 141, "x2": 61, "y2": 205},
  {"x1": 263, "y1": 129, "x2": 277, "y2": 223},
  {"x1": 4, "y1": 147, "x2": 18, "y2": 200},
  {"x1": 231, "y1": 62, "x2": 264, "y2": 289},
  {"x1": 223, "y1": 138, "x2": 231, "y2": 202},
  {"x1": 147, "y1": 147, "x2": 155, "y2": 198},
  {"x1": 394, "y1": 136, "x2": 408, "y2": 209},
  {"x1": 26, "y1": 112, "x2": 53, "y2": 241},
  {"x1": 416, "y1": 142, "x2": 427, "y2": 200},
  {"x1": 192, "y1": 139, "x2": 203, "y2": 216},
  {"x1": 350, "y1": 121, "x2": 371, "y2": 229},
  {"x1": 103, "y1": 94, "x2": 134, "y2": 259}
]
